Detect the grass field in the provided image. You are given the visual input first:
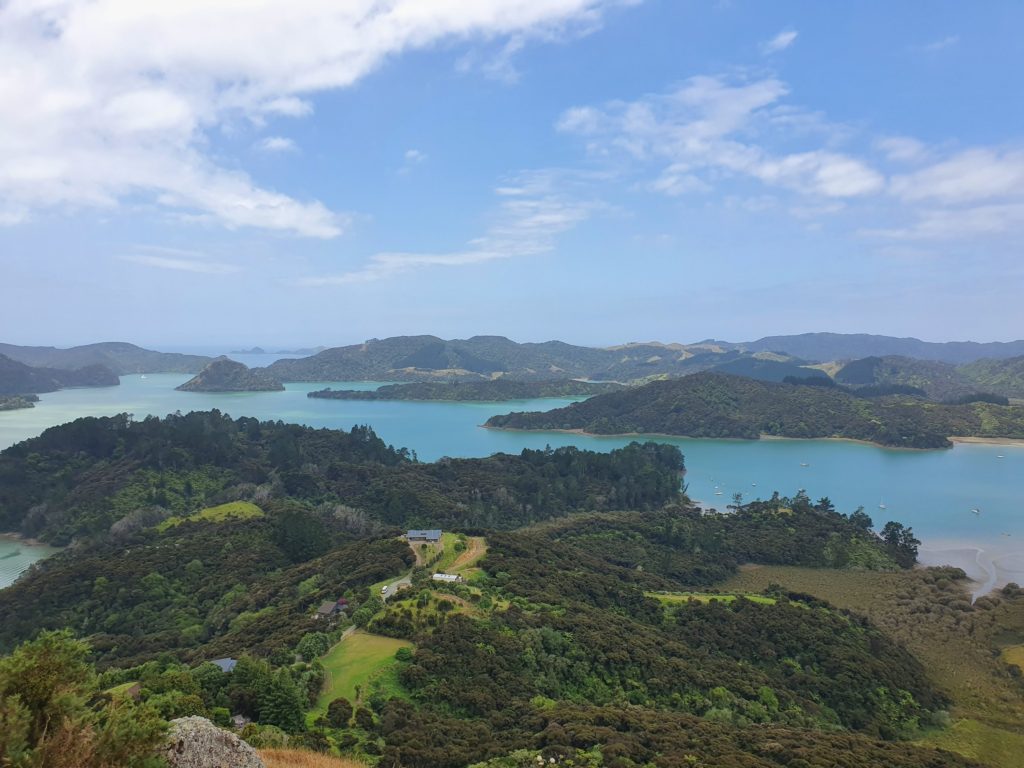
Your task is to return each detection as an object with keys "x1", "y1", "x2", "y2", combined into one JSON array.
[
  {"x1": 449, "y1": 536, "x2": 487, "y2": 575},
  {"x1": 917, "y1": 719, "x2": 1024, "y2": 767},
  {"x1": 261, "y1": 749, "x2": 365, "y2": 768},
  {"x1": 157, "y1": 500, "x2": 263, "y2": 531},
  {"x1": 1001, "y1": 644, "x2": 1024, "y2": 670},
  {"x1": 308, "y1": 630, "x2": 412, "y2": 724},
  {"x1": 646, "y1": 591, "x2": 777, "y2": 605}
]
